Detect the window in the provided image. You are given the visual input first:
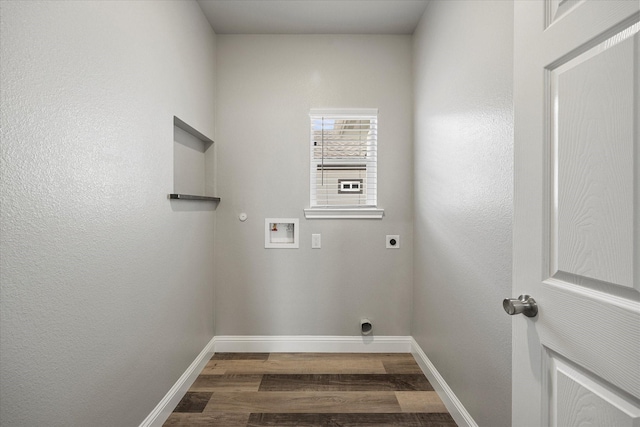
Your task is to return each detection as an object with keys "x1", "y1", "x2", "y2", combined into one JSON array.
[
  {"x1": 305, "y1": 109, "x2": 383, "y2": 219},
  {"x1": 338, "y1": 179, "x2": 363, "y2": 194}
]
